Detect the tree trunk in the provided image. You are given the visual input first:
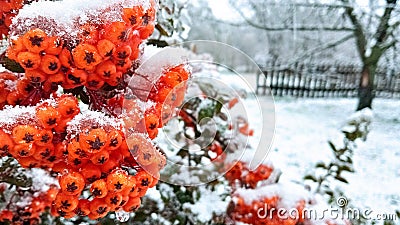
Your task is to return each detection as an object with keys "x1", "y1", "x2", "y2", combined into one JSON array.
[{"x1": 356, "y1": 64, "x2": 376, "y2": 111}]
